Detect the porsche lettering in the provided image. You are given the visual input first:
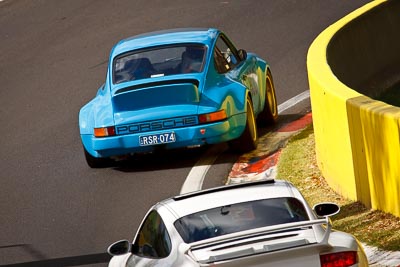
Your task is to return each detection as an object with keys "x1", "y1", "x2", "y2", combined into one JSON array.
[{"x1": 116, "y1": 116, "x2": 197, "y2": 135}]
